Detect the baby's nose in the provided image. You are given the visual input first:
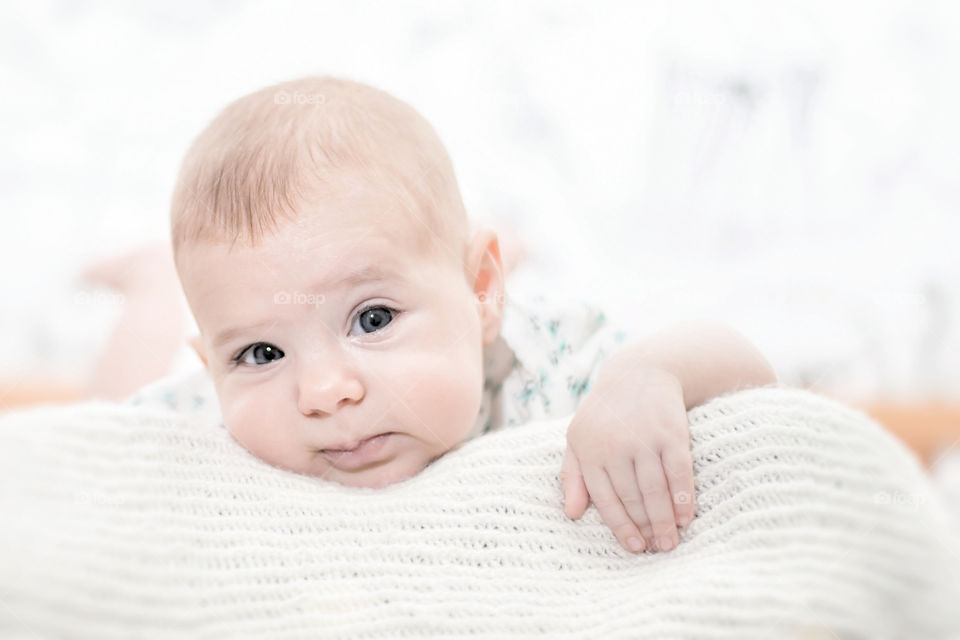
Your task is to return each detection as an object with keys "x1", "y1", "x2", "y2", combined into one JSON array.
[{"x1": 297, "y1": 366, "x2": 365, "y2": 416}]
